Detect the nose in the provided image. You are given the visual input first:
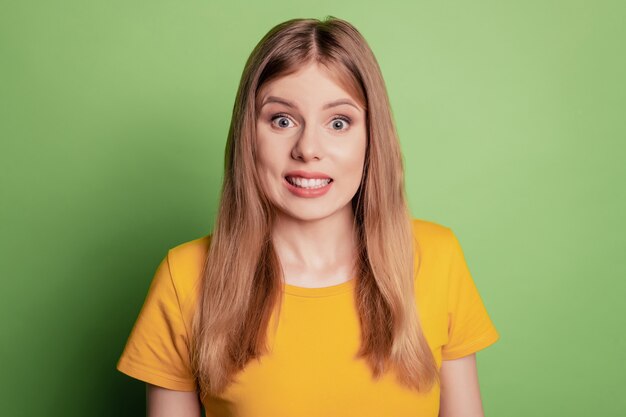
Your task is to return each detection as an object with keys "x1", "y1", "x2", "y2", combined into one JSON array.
[{"x1": 291, "y1": 123, "x2": 322, "y2": 162}]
